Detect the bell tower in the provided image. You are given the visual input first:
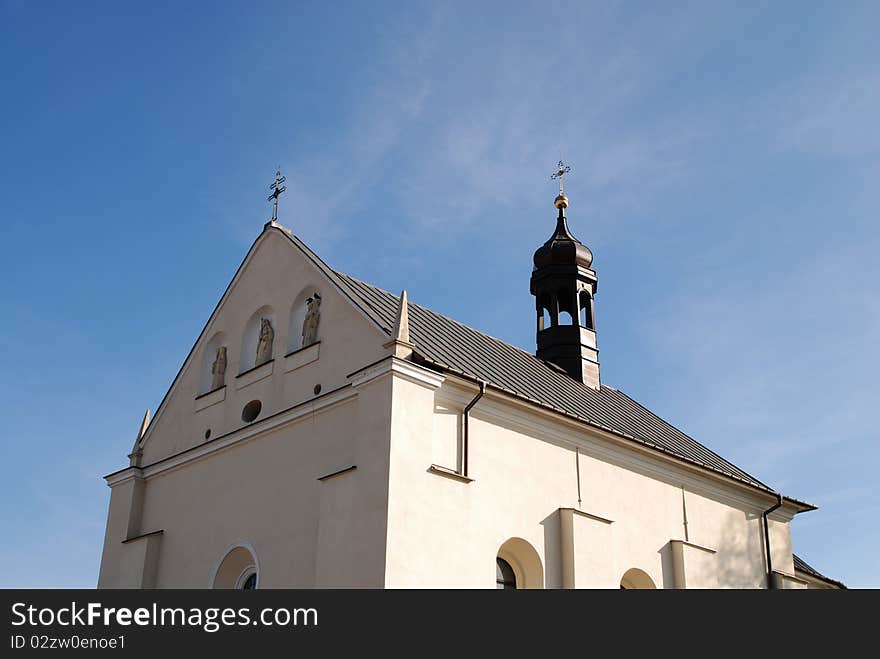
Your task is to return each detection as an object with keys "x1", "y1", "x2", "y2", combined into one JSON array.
[{"x1": 530, "y1": 161, "x2": 600, "y2": 388}]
